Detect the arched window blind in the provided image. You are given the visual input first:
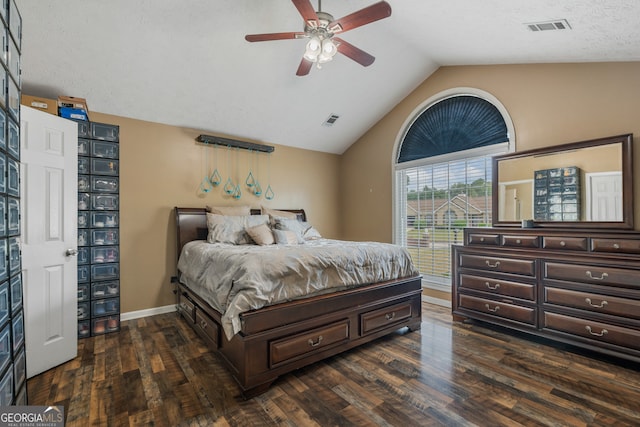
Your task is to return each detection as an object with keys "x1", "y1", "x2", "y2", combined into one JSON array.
[{"x1": 397, "y1": 95, "x2": 508, "y2": 163}]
